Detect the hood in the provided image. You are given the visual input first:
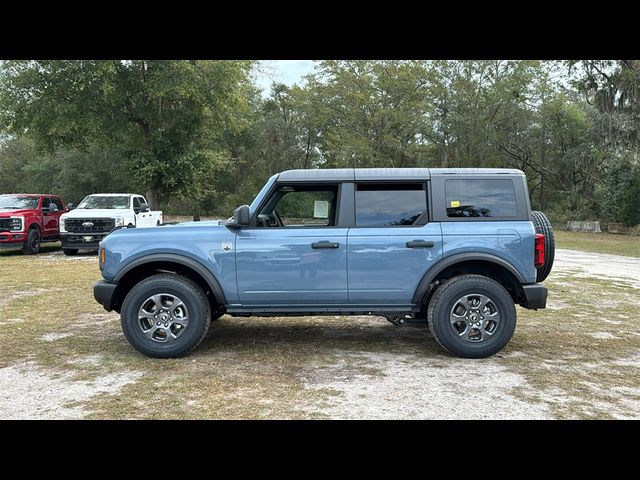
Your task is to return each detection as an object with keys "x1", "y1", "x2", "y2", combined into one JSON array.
[
  {"x1": 101, "y1": 220, "x2": 234, "y2": 256},
  {"x1": 62, "y1": 208, "x2": 130, "y2": 219},
  {"x1": 0, "y1": 208, "x2": 36, "y2": 216}
]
